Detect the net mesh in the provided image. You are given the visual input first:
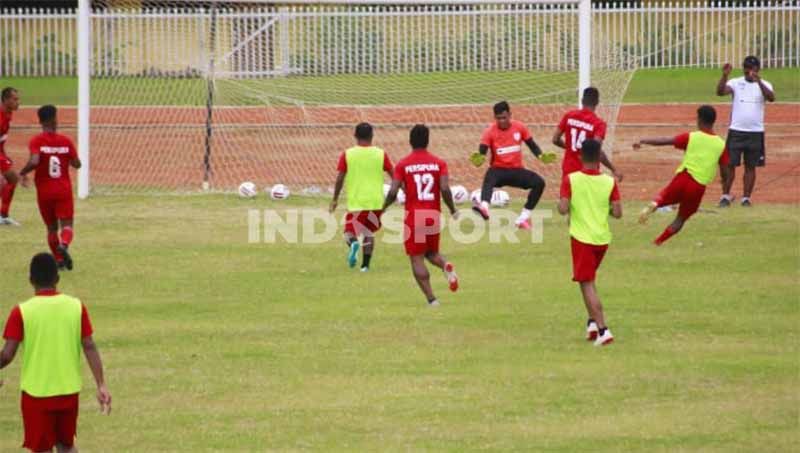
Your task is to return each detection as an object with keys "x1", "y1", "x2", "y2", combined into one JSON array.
[{"x1": 88, "y1": 1, "x2": 636, "y2": 195}]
